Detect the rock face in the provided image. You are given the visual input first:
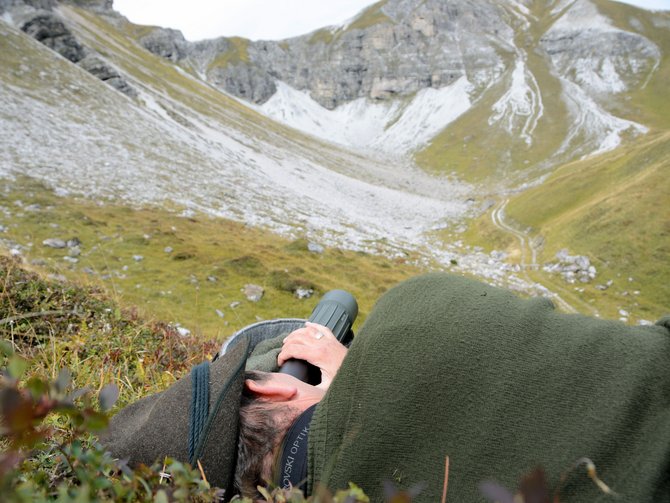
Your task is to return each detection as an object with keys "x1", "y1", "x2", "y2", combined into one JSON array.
[
  {"x1": 131, "y1": 0, "x2": 660, "y2": 114},
  {"x1": 1, "y1": 0, "x2": 137, "y2": 98},
  {"x1": 20, "y1": 12, "x2": 86, "y2": 62},
  {"x1": 138, "y1": 27, "x2": 189, "y2": 62},
  {"x1": 175, "y1": 0, "x2": 511, "y2": 108}
]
